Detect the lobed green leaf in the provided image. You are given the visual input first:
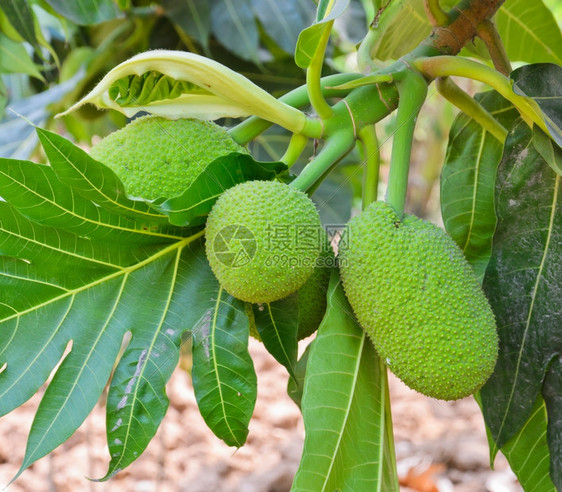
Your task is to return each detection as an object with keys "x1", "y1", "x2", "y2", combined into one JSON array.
[
  {"x1": 292, "y1": 271, "x2": 398, "y2": 491},
  {"x1": 0, "y1": 131, "x2": 218, "y2": 480},
  {"x1": 191, "y1": 287, "x2": 257, "y2": 447},
  {"x1": 253, "y1": 295, "x2": 299, "y2": 380}
]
